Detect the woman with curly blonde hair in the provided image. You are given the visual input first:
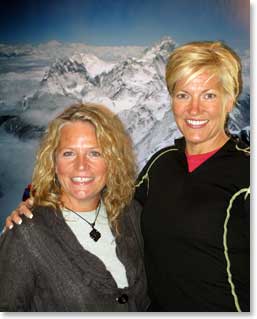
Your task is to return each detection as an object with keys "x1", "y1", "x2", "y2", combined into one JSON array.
[
  {"x1": 32, "y1": 103, "x2": 136, "y2": 231},
  {"x1": 0, "y1": 103, "x2": 149, "y2": 312}
]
